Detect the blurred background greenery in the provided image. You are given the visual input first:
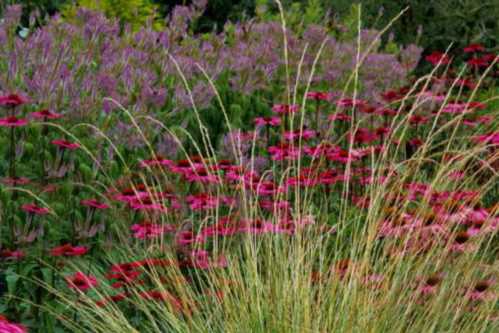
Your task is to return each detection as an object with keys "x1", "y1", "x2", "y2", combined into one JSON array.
[{"x1": 1, "y1": 0, "x2": 498, "y2": 61}]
